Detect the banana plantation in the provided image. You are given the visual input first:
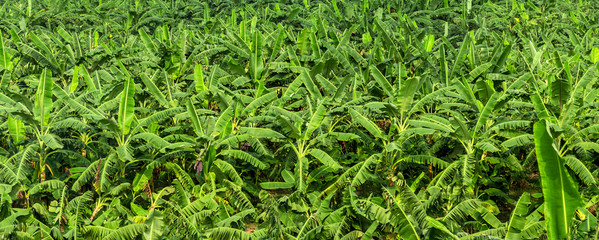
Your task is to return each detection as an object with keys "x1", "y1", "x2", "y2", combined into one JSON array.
[{"x1": 1, "y1": 0, "x2": 599, "y2": 239}]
